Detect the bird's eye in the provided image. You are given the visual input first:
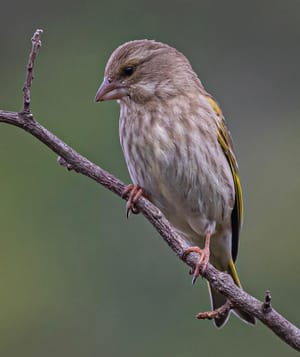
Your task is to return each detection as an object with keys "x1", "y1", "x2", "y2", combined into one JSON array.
[{"x1": 122, "y1": 66, "x2": 135, "y2": 77}]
